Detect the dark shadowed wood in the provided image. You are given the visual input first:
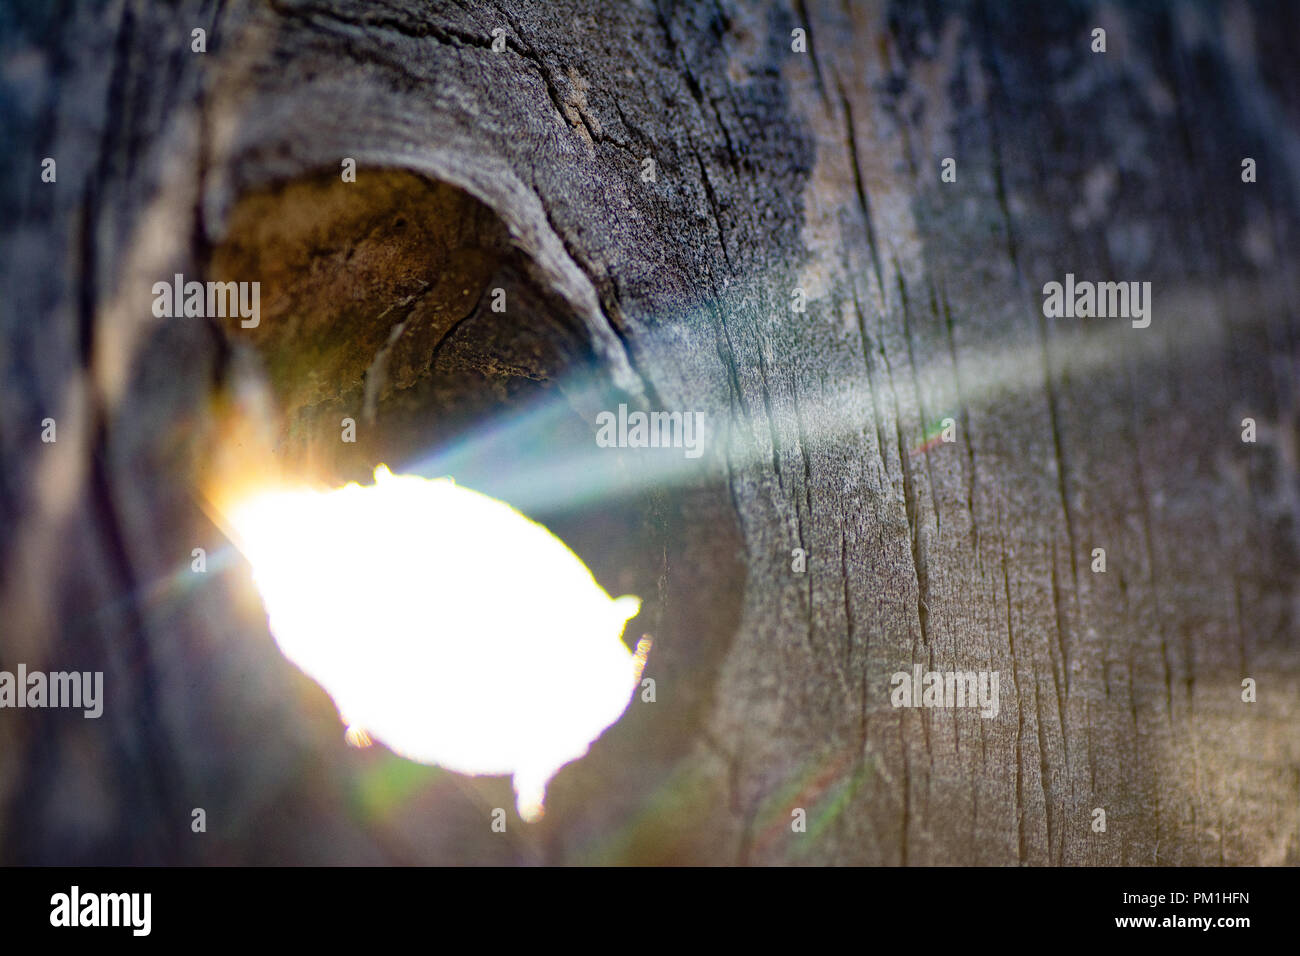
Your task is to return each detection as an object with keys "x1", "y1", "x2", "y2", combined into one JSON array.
[{"x1": 0, "y1": 0, "x2": 1296, "y2": 864}]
